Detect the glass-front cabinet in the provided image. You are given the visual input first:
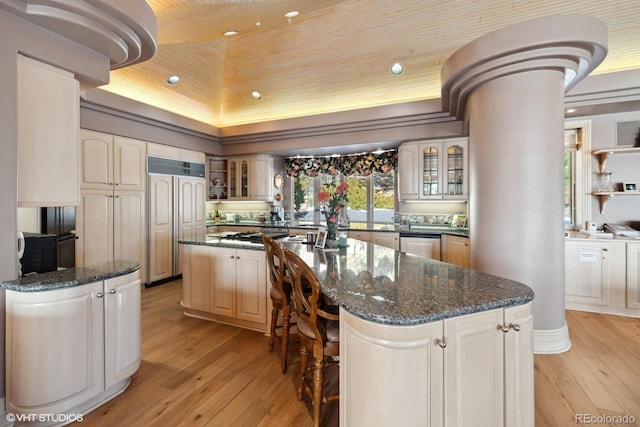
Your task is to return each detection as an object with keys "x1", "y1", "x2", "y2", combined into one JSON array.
[
  {"x1": 227, "y1": 157, "x2": 250, "y2": 200},
  {"x1": 398, "y1": 137, "x2": 469, "y2": 201}
]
